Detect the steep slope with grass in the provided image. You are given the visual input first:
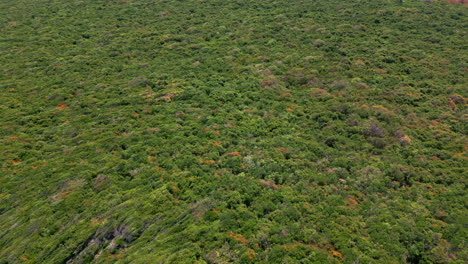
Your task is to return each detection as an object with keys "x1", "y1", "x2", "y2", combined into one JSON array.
[{"x1": 1, "y1": 0, "x2": 467, "y2": 263}]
